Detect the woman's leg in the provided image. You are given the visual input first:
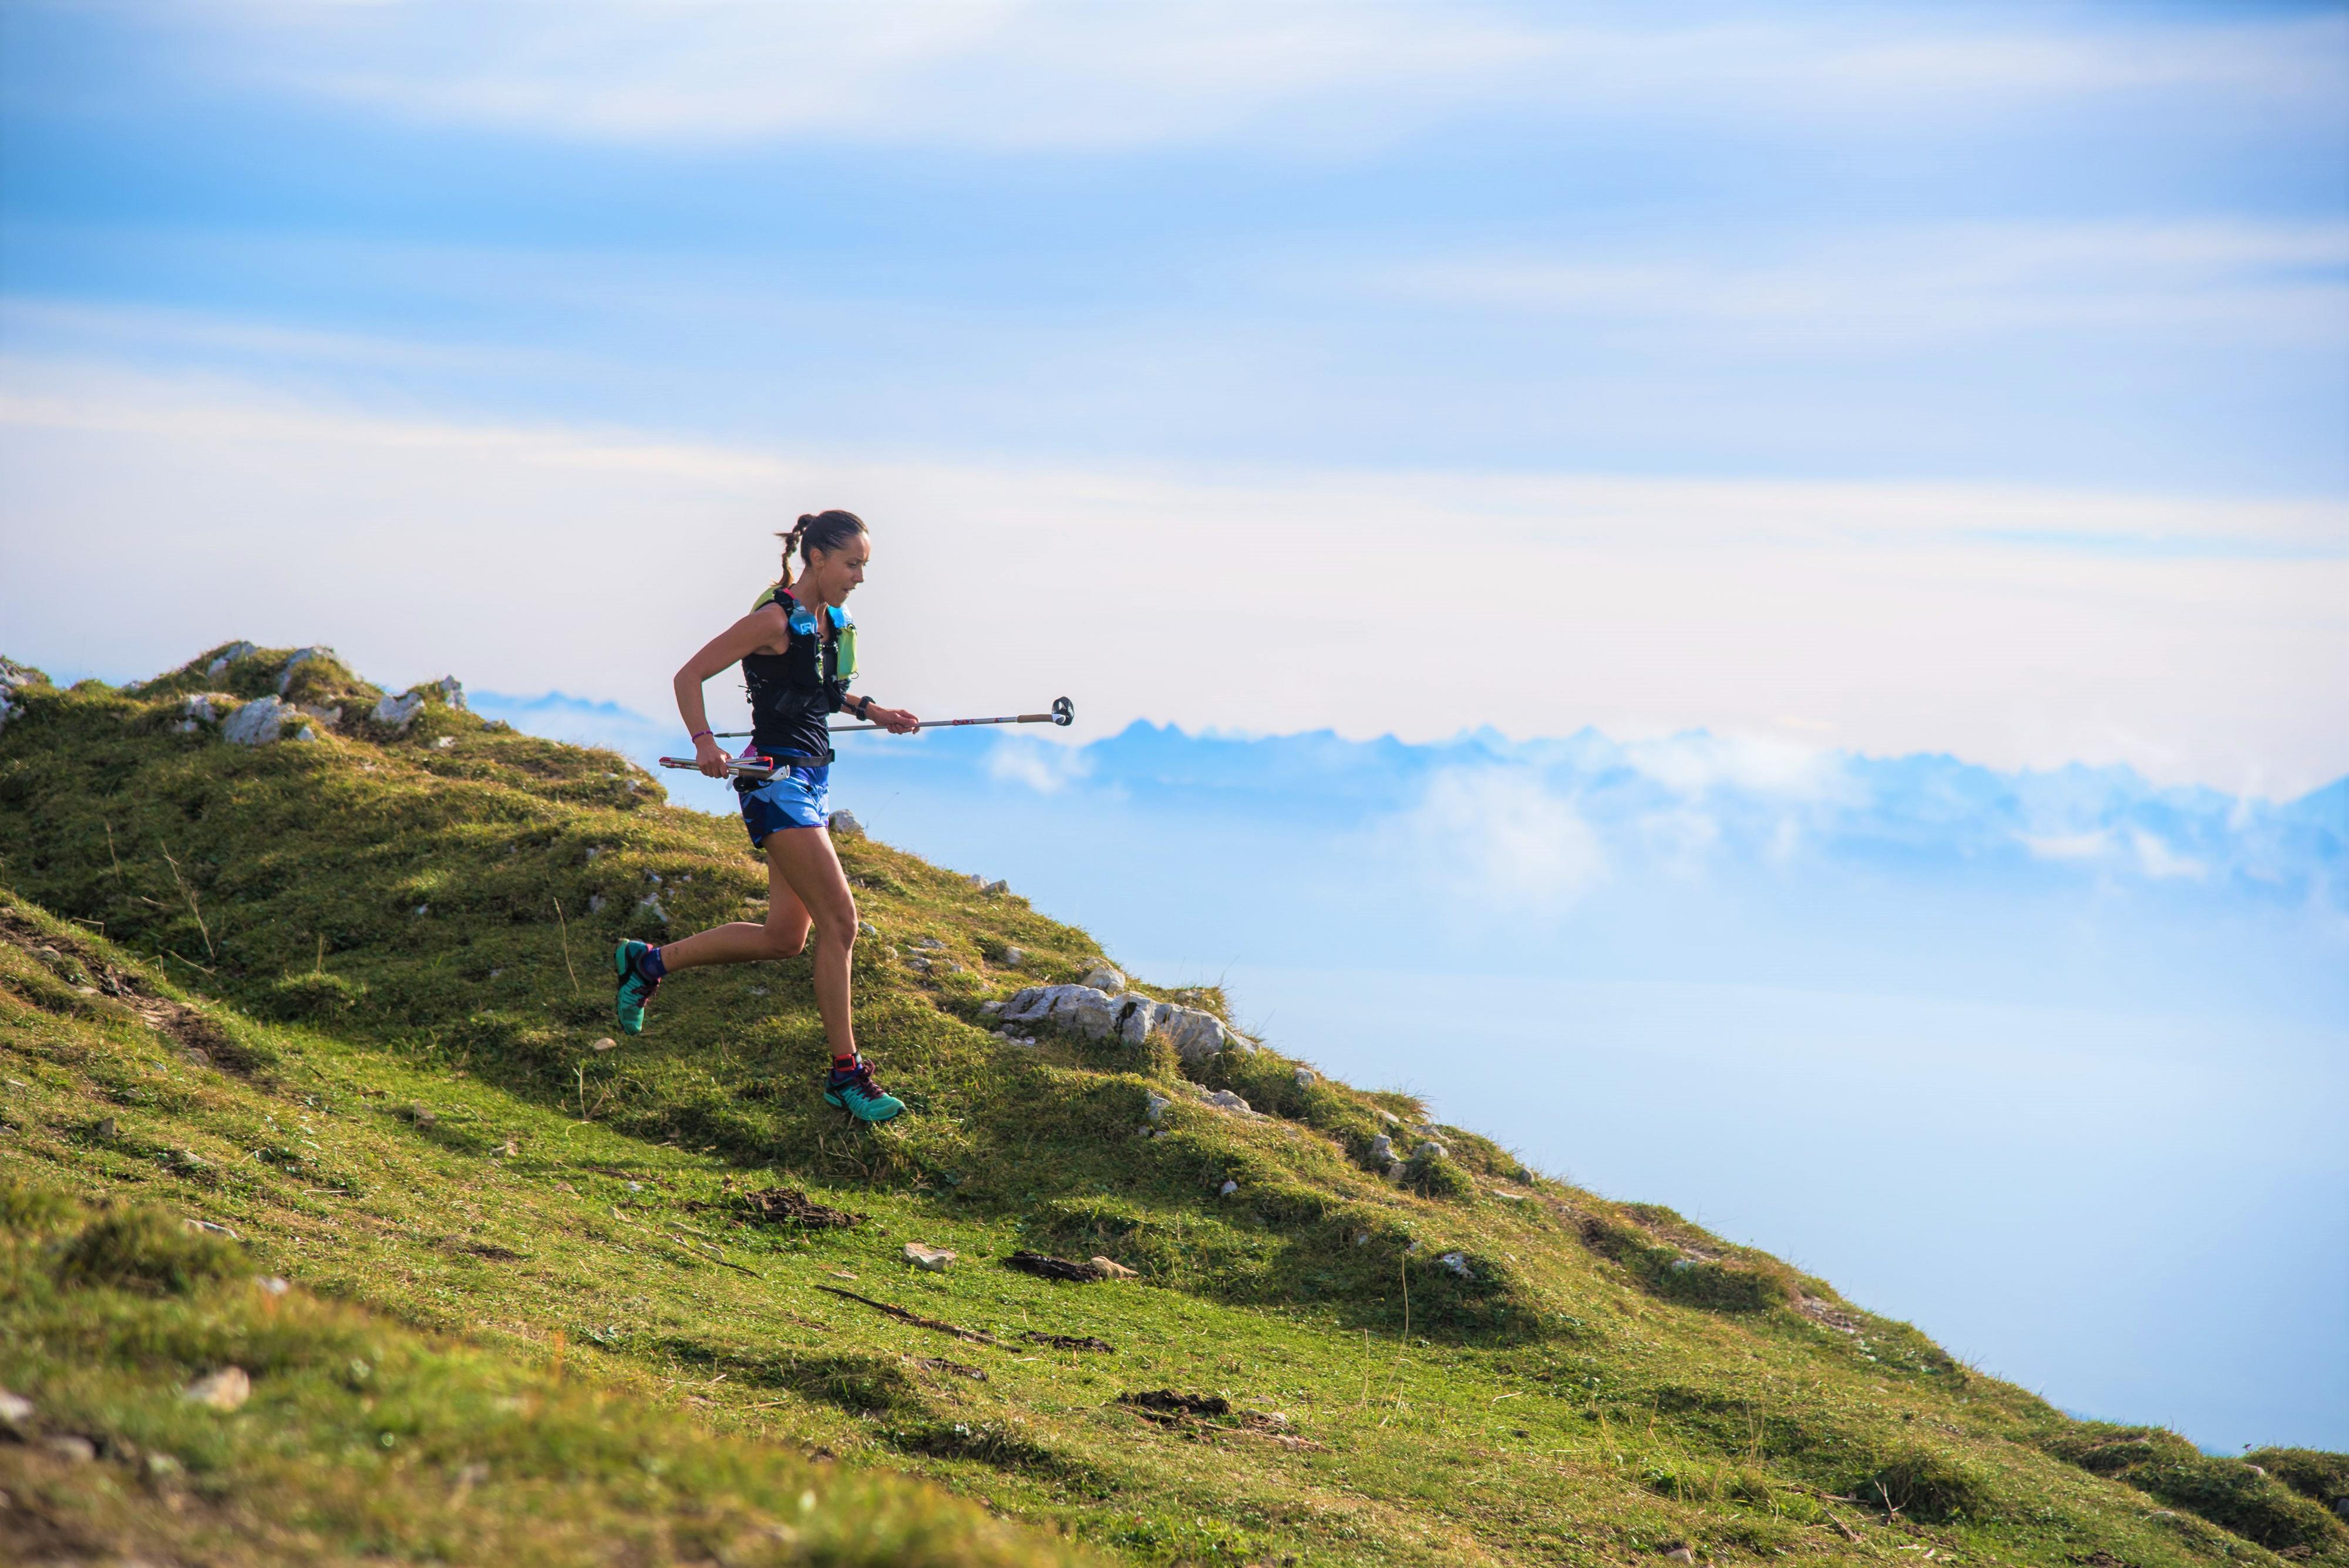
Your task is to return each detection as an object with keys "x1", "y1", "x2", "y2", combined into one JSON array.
[
  {"x1": 759, "y1": 826, "x2": 861, "y2": 1058},
  {"x1": 655, "y1": 848, "x2": 813, "y2": 970}
]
